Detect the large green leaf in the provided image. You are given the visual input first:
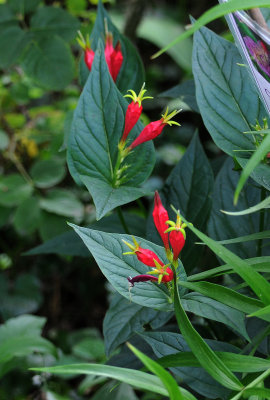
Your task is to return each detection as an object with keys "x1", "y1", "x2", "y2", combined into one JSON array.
[
  {"x1": 182, "y1": 292, "x2": 249, "y2": 340},
  {"x1": 8, "y1": 0, "x2": 41, "y2": 14},
  {"x1": 30, "y1": 6, "x2": 80, "y2": 42},
  {"x1": 141, "y1": 331, "x2": 239, "y2": 399},
  {"x1": 208, "y1": 158, "x2": 270, "y2": 259},
  {"x1": 40, "y1": 189, "x2": 84, "y2": 219},
  {"x1": 68, "y1": 43, "x2": 155, "y2": 219},
  {"x1": 79, "y1": 1, "x2": 144, "y2": 93},
  {"x1": 0, "y1": 315, "x2": 56, "y2": 368},
  {"x1": 147, "y1": 133, "x2": 214, "y2": 272},
  {"x1": 103, "y1": 293, "x2": 172, "y2": 357},
  {"x1": 192, "y1": 26, "x2": 266, "y2": 156},
  {"x1": 22, "y1": 35, "x2": 74, "y2": 90},
  {"x1": 128, "y1": 343, "x2": 185, "y2": 400},
  {"x1": 31, "y1": 363, "x2": 195, "y2": 400},
  {"x1": 30, "y1": 158, "x2": 66, "y2": 188},
  {"x1": 69, "y1": 225, "x2": 187, "y2": 311},
  {"x1": 153, "y1": 0, "x2": 270, "y2": 57}
]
